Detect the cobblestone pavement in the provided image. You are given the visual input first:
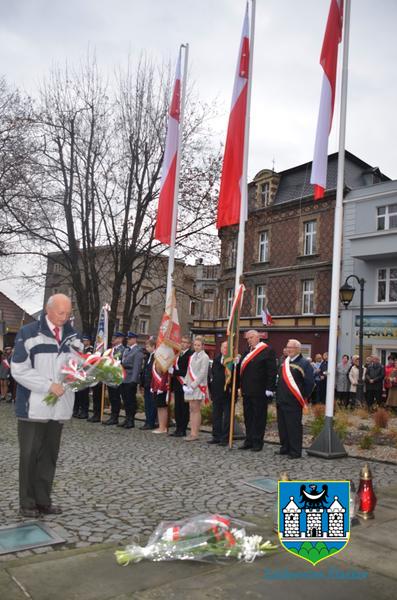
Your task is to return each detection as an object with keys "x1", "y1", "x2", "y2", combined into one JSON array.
[{"x1": 1, "y1": 402, "x2": 397, "y2": 559}]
